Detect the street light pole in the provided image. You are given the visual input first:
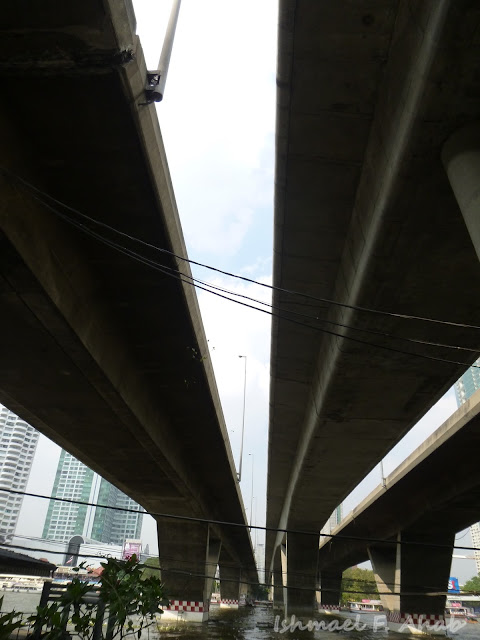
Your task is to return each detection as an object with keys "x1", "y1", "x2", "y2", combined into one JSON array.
[
  {"x1": 145, "y1": 0, "x2": 182, "y2": 102},
  {"x1": 237, "y1": 355, "x2": 247, "y2": 482},
  {"x1": 248, "y1": 453, "x2": 254, "y2": 528}
]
